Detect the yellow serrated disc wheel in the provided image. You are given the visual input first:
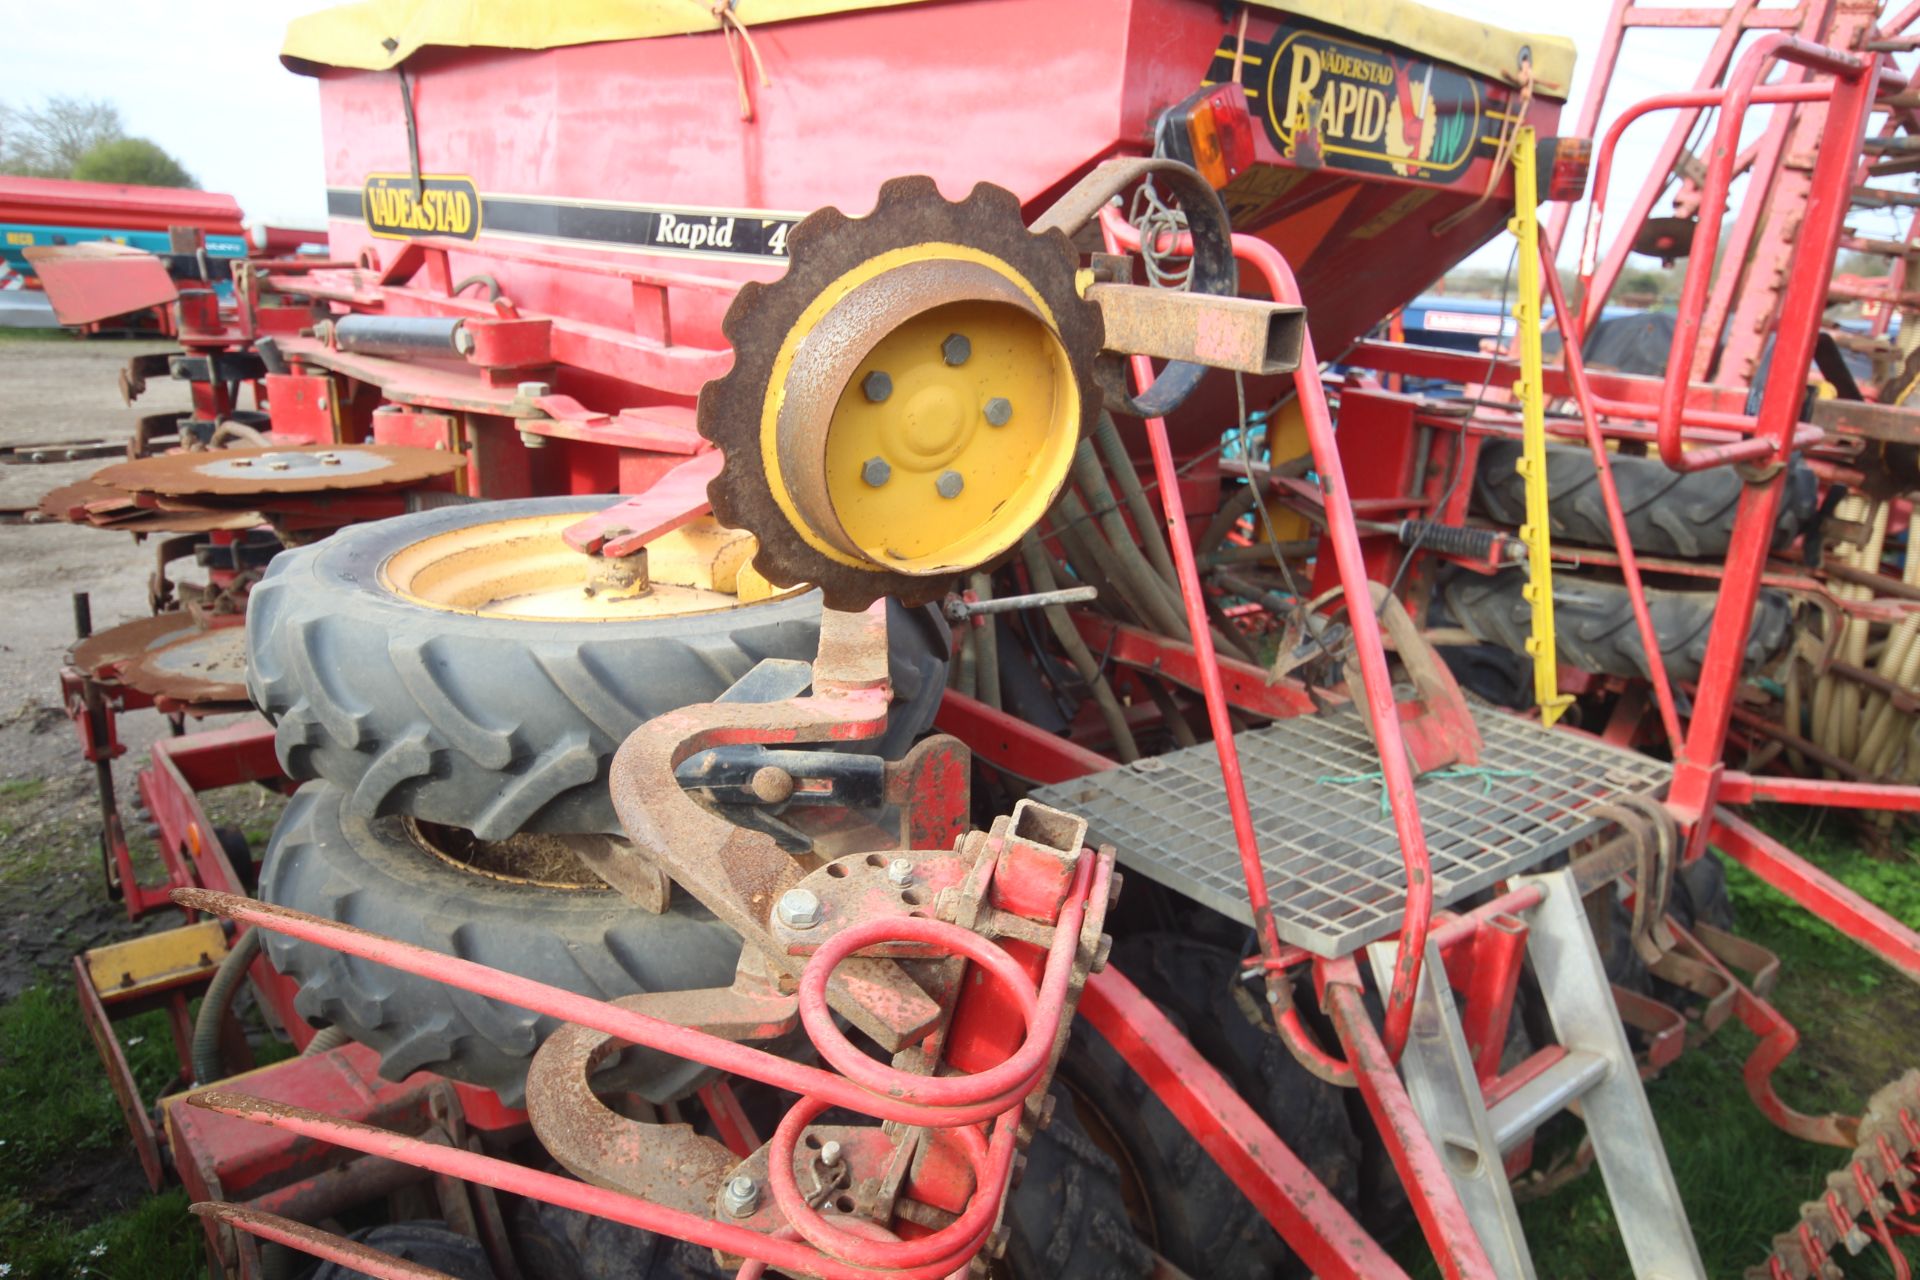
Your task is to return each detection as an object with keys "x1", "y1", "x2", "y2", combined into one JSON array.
[{"x1": 701, "y1": 177, "x2": 1103, "y2": 610}]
